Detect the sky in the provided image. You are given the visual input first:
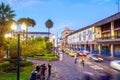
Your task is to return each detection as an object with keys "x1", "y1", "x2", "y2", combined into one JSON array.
[{"x1": 0, "y1": 0, "x2": 119, "y2": 37}]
